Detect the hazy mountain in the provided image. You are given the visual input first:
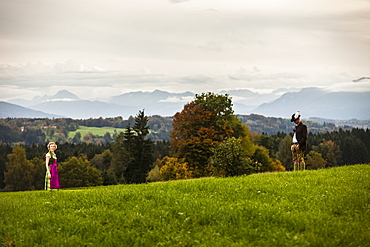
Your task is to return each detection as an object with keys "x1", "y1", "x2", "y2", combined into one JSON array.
[
  {"x1": 252, "y1": 88, "x2": 370, "y2": 120},
  {"x1": 221, "y1": 88, "x2": 301, "y2": 114},
  {"x1": 30, "y1": 100, "x2": 133, "y2": 119},
  {"x1": 0, "y1": 102, "x2": 63, "y2": 118},
  {"x1": 3, "y1": 88, "x2": 370, "y2": 119},
  {"x1": 109, "y1": 89, "x2": 195, "y2": 117},
  {"x1": 8, "y1": 90, "x2": 80, "y2": 107}
]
